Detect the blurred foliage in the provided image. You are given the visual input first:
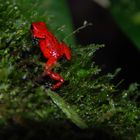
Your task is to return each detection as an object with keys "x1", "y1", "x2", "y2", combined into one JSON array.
[
  {"x1": 110, "y1": 0, "x2": 140, "y2": 50},
  {"x1": 0, "y1": 0, "x2": 140, "y2": 139},
  {"x1": 17, "y1": 0, "x2": 75, "y2": 45}
]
